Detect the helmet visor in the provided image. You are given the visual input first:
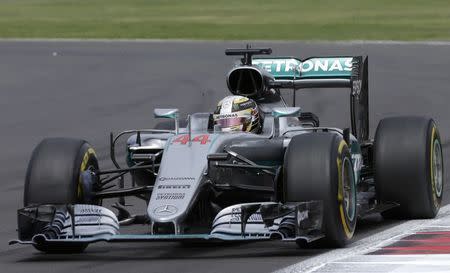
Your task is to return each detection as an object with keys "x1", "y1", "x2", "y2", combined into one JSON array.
[{"x1": 214, "y1": 117, "x2": 251, "y2": 130}]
